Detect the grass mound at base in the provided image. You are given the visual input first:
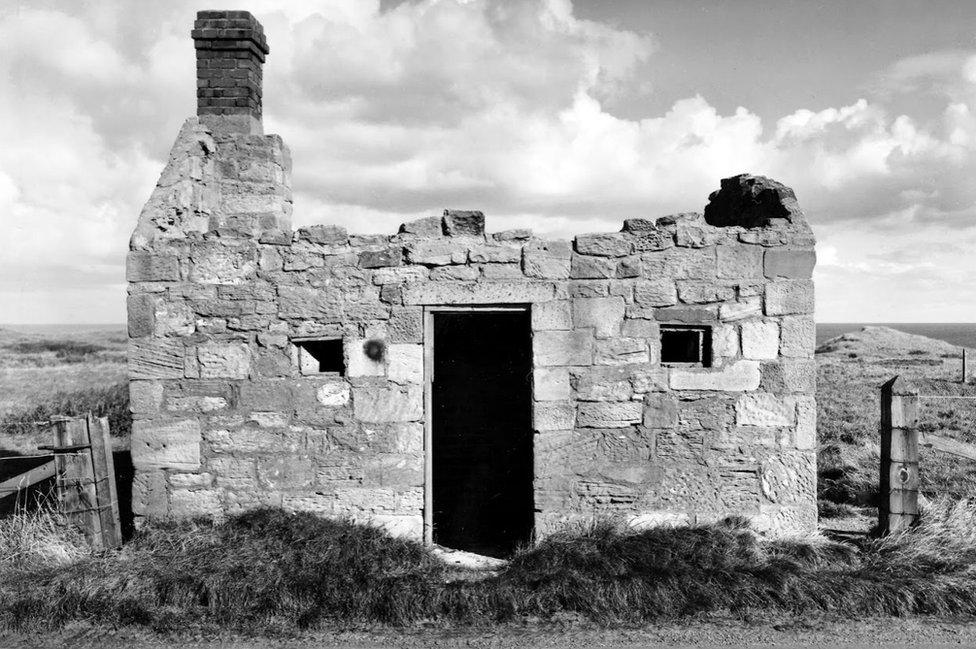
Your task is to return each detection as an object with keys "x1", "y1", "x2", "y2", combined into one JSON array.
[{"x1": 4, "y1": 503, "x2": 976, "y2": 632}]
